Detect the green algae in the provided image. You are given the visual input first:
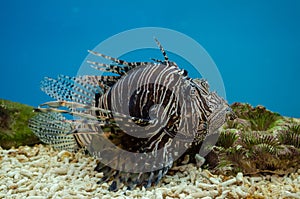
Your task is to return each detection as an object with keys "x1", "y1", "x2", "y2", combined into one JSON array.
[{"x1": 0, "y1": 99, "x2": 40, "y2": 149}]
